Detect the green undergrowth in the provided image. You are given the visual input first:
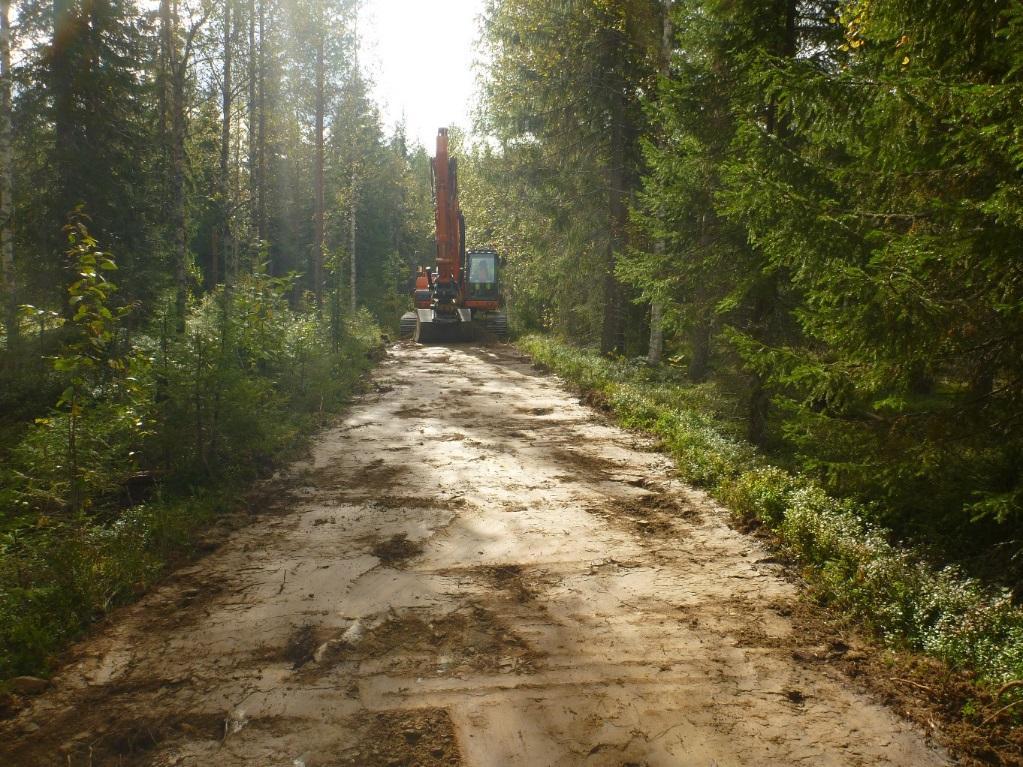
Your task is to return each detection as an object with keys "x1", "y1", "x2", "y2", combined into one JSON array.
[
  {"x1": 519, "y1": 334, "x2": 1023, "y2": 694},
  {"x1": 0, "y1": 274, "x2": 383, "y2": 681}
]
